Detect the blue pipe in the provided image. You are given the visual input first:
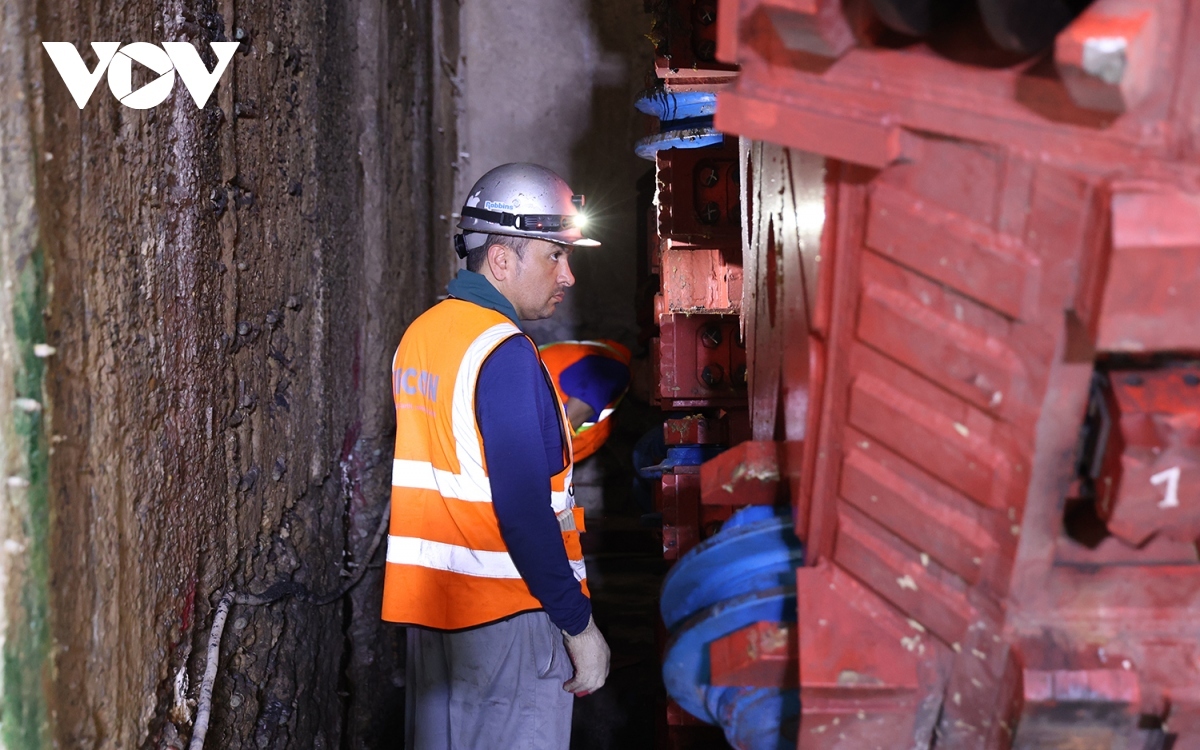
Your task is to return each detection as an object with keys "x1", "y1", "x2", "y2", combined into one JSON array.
[
  {"x1": 659, "y1": 505, "x2": 805, "y2": 748},
  {"x1": 635, "y1": 89, "x2": 717, "y2": 121},
  {"x1": 635, "y1": 126, "x2": 725, "y2": 161},
  {"x1": 660, "y1": 507, "x2": 802, "y2": 630},
  {"x1": 662, "y1": 586, "x2": 799, "y2": 744}
]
